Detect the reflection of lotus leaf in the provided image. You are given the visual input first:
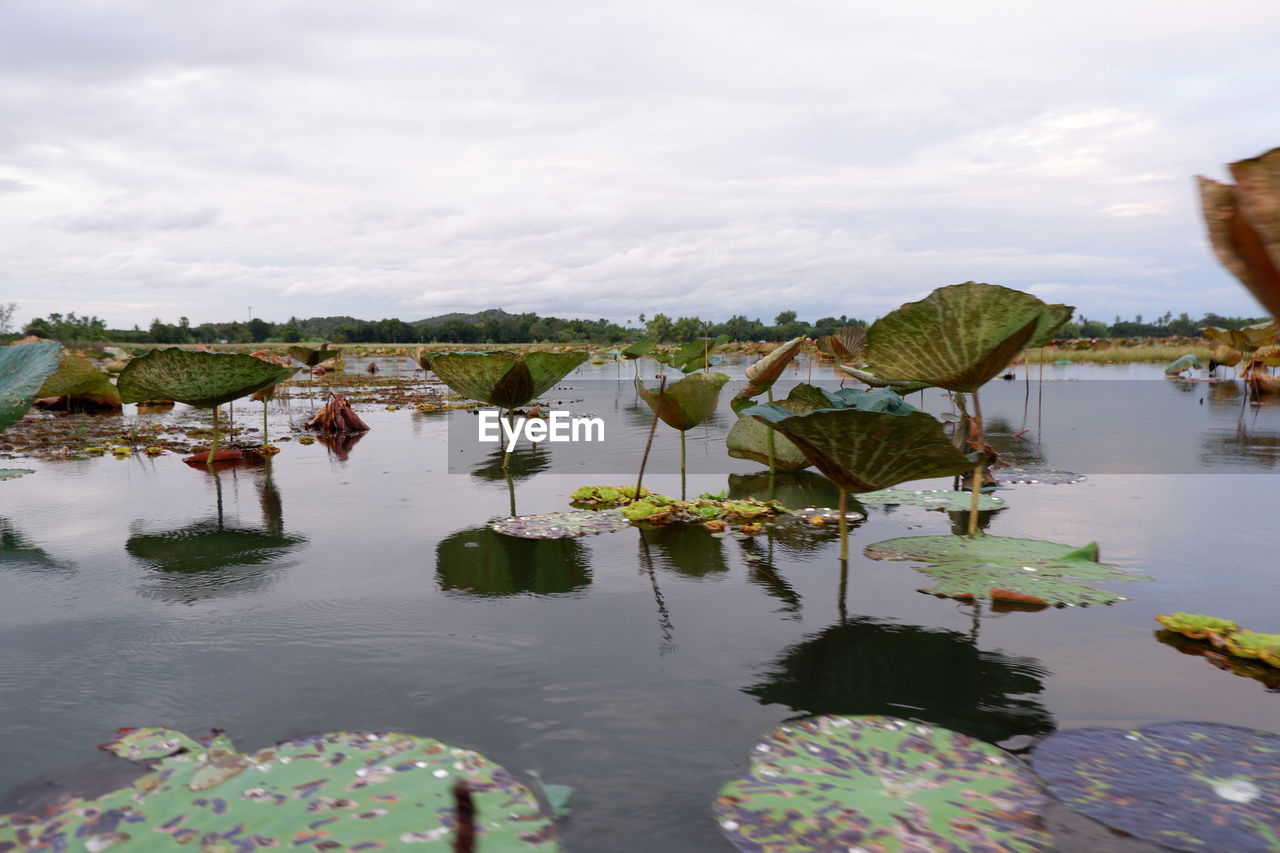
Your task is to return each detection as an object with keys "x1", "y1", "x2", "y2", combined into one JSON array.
[
  {"x1": 744, "y1": 618, "x2": 1053, "y2": 743},
  {"x1": 127, "y1": 521, "x2": 305, "y2": 573},
  {"x1": 1155, "y1": 631, "x2": 1280, "y2": 691},
  {"x1": 1, "y1": 518, "x2": 73, "y2": 573},
  {"x1": 437, "y1": 526, "x2": 591, "y2": 596},
  {"x1": 1031, "y1": 721, "x2": 1280, "y2": 852},
  {"x1": 0, "y1": 727, "x2": 558, "y2": 851},
  {"x1": 430, "y1": 351, "x2": 587, "y2": 408},
  {"x1": 117, "y1": 349, "x2": 297, "y2": 408},
  {"x1": 865, "y1": 536, "x2": 1150, "y2": 606},
  {"x1": 865, "y1": 282, "x2": 1072, "y2": 391},
  {"x1": 0, "y1": 341, "x2": 62, "y2": 432},
  {"x1": 714, "y1": 715, "x2": 1052, "y2": 852},
  {"x1": 639, "y1": 523, "x2": 729, "y2": 577},
  {"x1": 491, "y1": 510, "x2": 631, "y2": 540},
  {"x1": 727, "y1": 471, "x2": 841, "y2": 510}
]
